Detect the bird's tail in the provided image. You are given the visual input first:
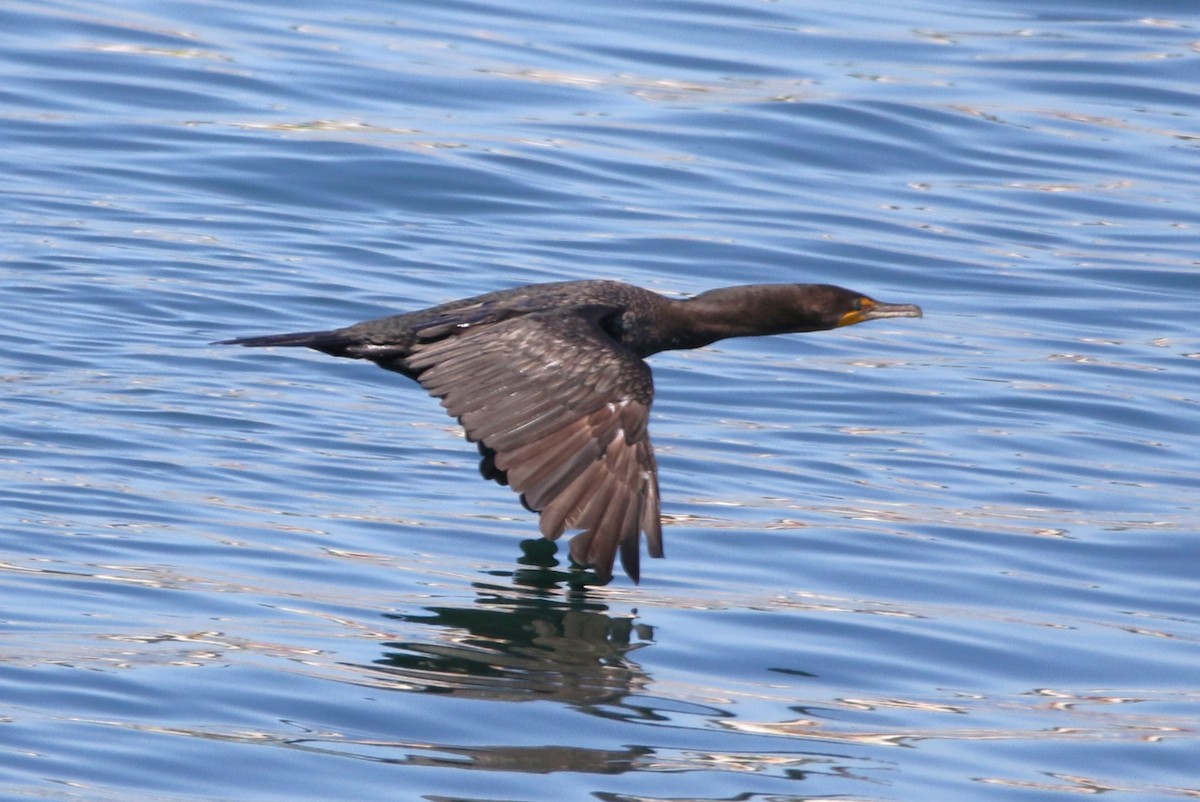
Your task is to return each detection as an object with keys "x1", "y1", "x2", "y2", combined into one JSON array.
[{"x1": 213, "y1": 330, "x2": 360, "y2": 358}]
